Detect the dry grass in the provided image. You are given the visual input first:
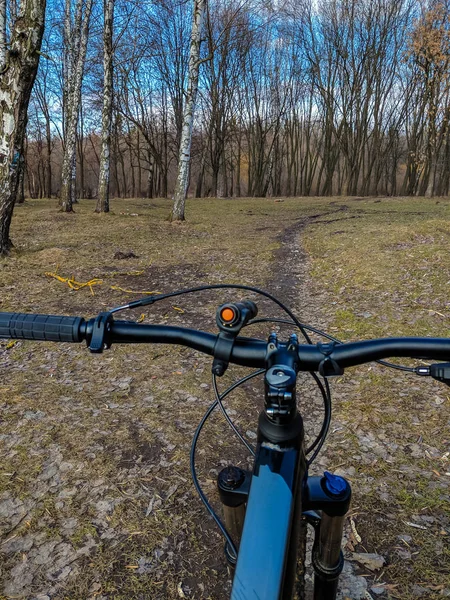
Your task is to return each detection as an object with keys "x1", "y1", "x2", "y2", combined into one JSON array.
[
  {"x1": 0, "y1": 196, "x2": 449, "y2": 600},
  {"x1": 303, "y1": 197, "x2": 450, "y2": 599}
]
